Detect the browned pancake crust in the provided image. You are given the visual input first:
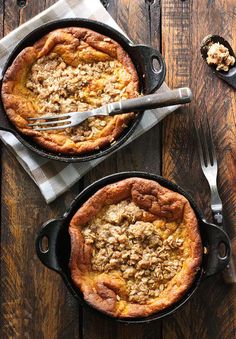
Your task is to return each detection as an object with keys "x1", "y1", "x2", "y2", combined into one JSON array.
[
  {"x1": 69, "y1": 178, "x2": 202, "y2": 318},
  {"x1": 1, "y1": 27, "x2": 139, "y2": 154}
]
